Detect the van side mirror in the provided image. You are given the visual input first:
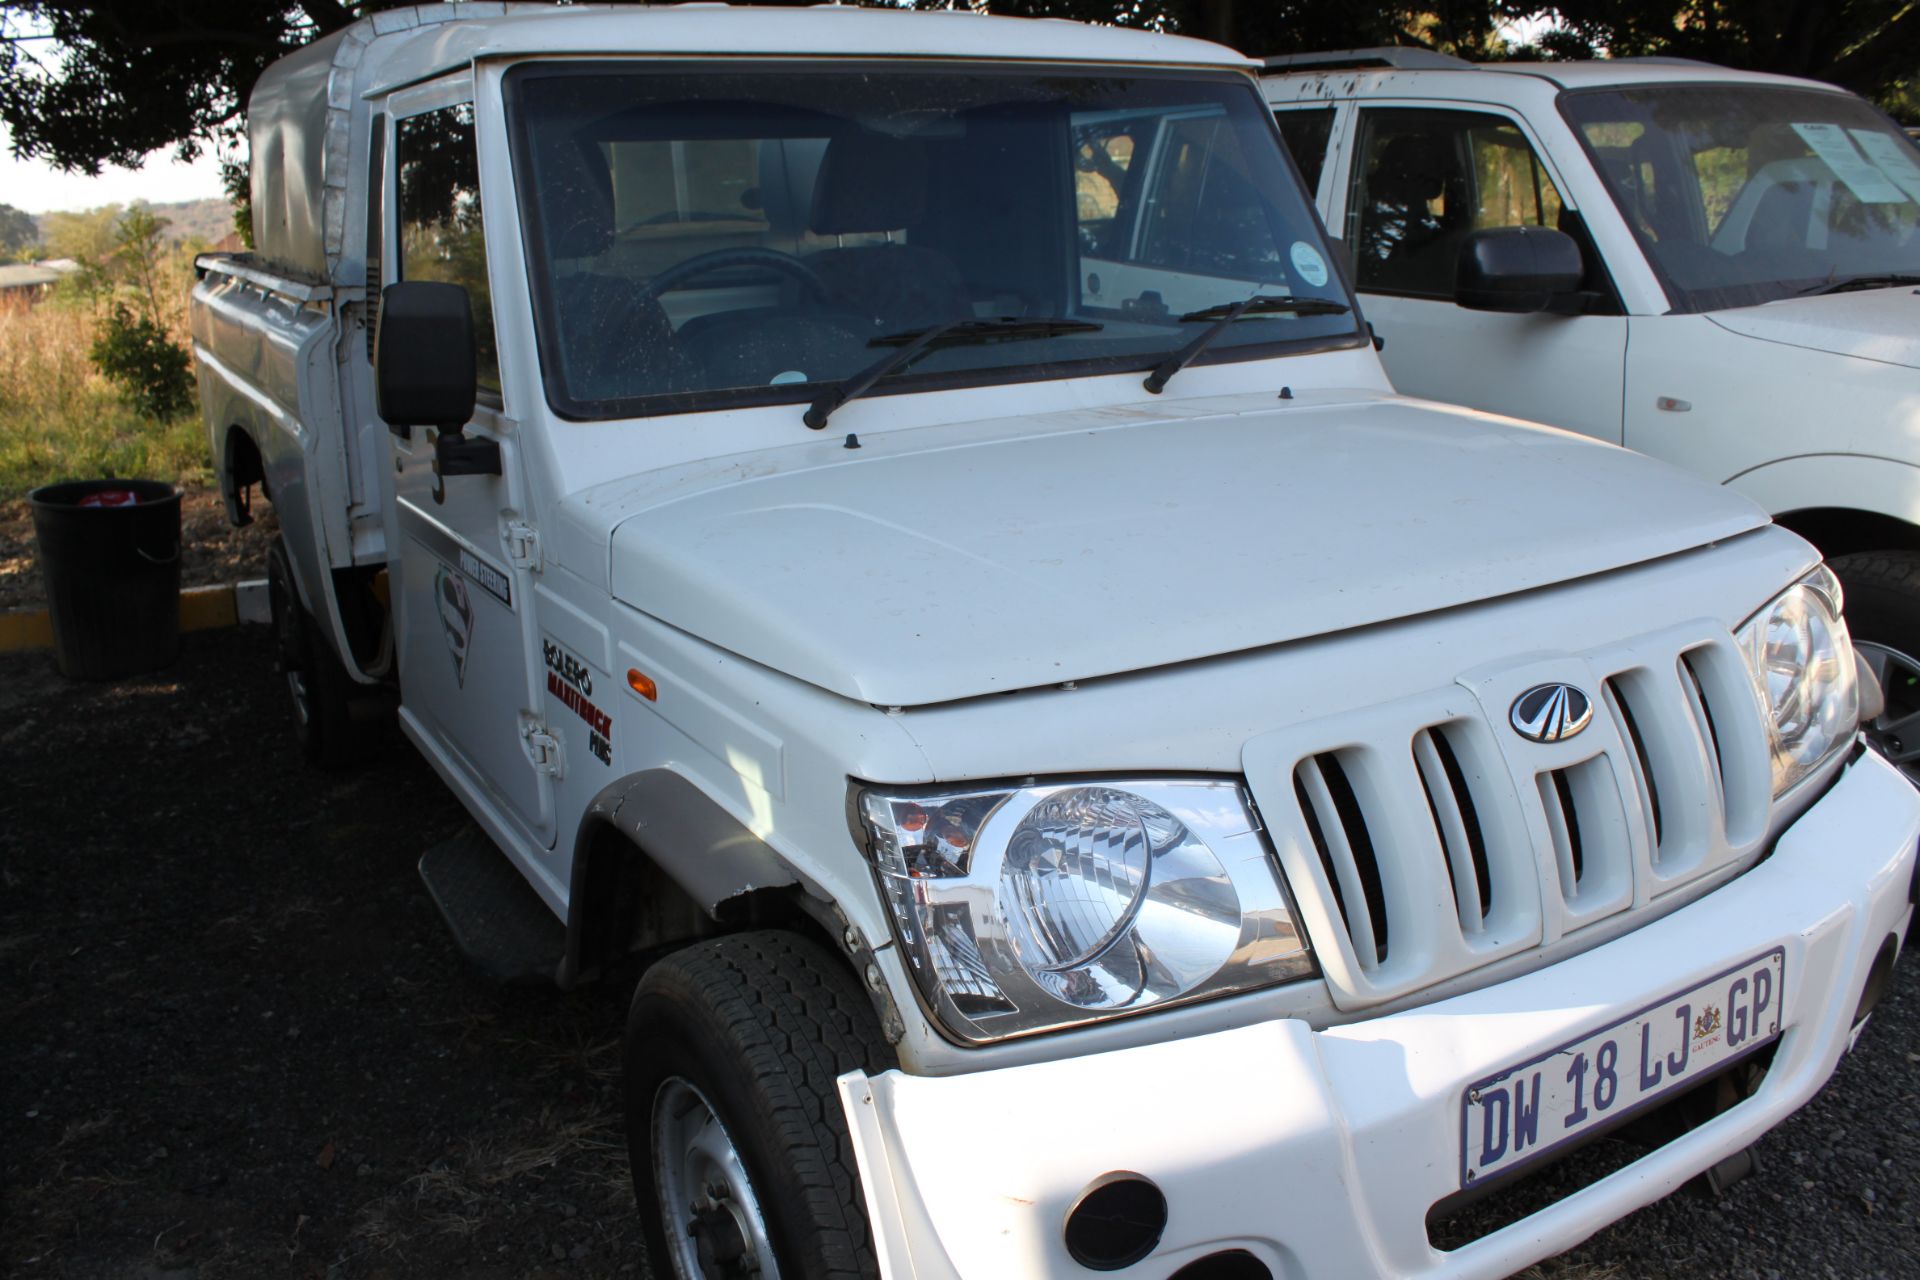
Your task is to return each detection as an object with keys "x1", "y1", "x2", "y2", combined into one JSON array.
[
  {"x1": 376, "y1": 281, "x2": 477, "y2": 434},
  {"x1": 1455, "y1": 226, "x2": 1585, "y2": 314}
]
